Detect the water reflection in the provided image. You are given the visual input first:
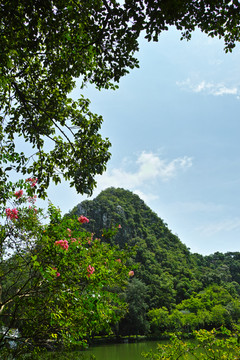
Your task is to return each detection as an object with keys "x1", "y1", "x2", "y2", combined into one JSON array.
[{"x1": 84, "y1": 340, "x2": 160, "y2": 360}]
